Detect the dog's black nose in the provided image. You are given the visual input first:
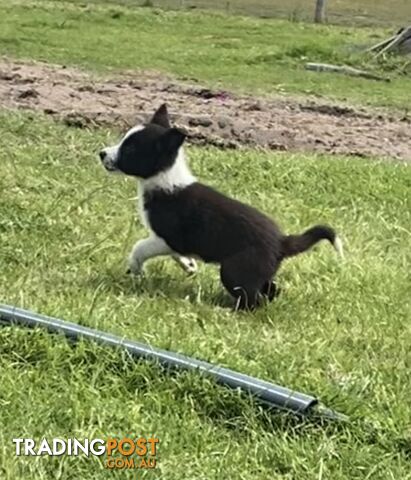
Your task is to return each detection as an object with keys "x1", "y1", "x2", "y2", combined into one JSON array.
[{"x1": 99, "y1": 150, "x2": 106, "y2": 161}]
